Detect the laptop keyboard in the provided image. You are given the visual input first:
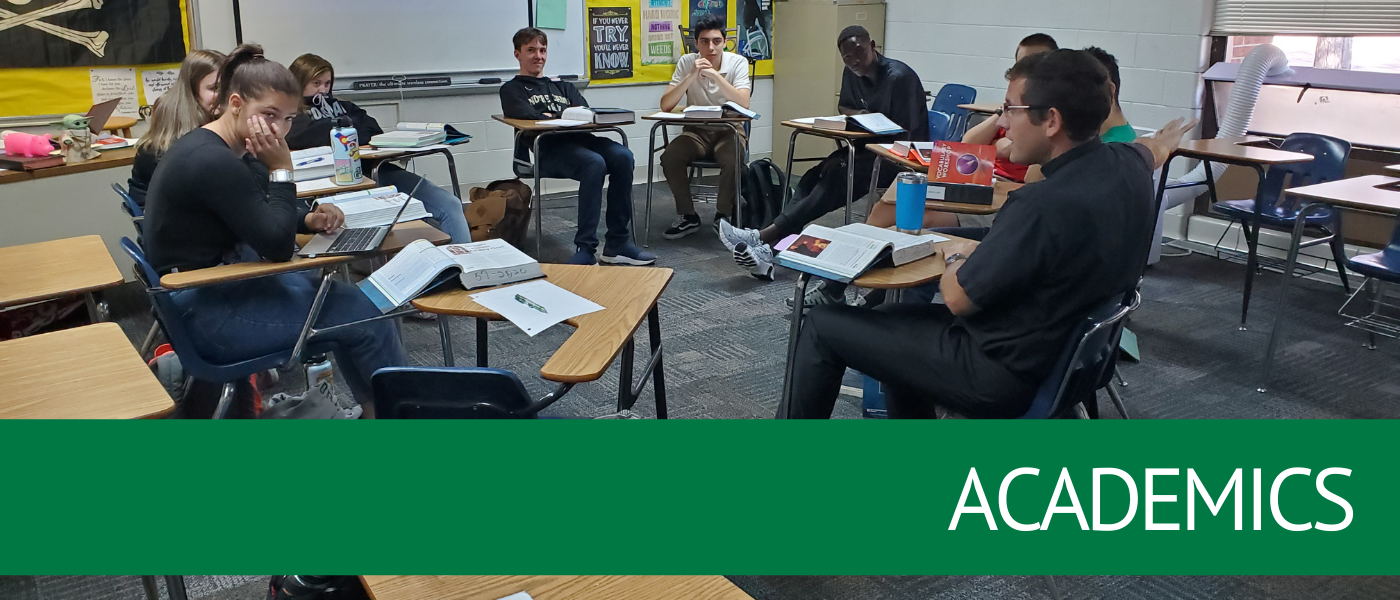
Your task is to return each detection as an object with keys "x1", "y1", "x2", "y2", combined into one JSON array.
[{"x1": 326, "y1": 227, "x2": 380, "y2": 253}]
